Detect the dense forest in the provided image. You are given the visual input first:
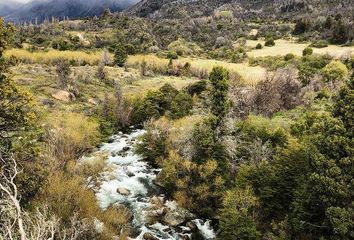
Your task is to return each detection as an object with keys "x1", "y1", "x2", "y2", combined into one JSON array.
[{"x1": 0, "y1": 0, "x2": 353, "y2": 239}]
